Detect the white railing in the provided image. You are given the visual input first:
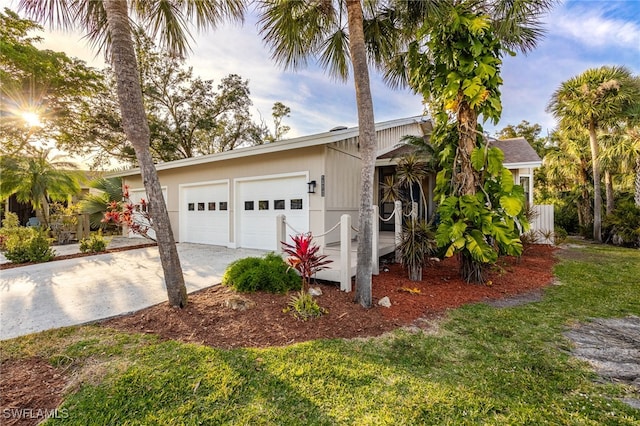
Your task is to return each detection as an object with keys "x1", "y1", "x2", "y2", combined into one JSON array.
[{"x1": 276, "y1": 201, "x2": 404, "y2": 292}]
